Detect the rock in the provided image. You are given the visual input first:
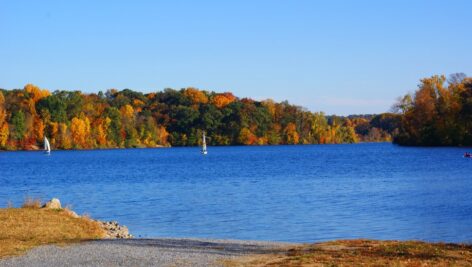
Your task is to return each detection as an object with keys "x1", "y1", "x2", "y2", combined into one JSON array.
[
  {"x1": 98, "y1": 220, "x2": 133, "y2": 239},
  {"x1": 42, "y1": 198, "x2": 62, "y2": 209}
]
